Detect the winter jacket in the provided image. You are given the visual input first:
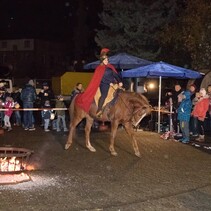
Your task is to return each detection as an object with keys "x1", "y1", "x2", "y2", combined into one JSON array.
[
  {"x1": 192, "y1": 95, "x2": 209, "y2": 121},
  {"x1": 21, "y1": 84, "x2": 37, "y2": 103},
  {"x1": 11, "y1": 91, "x2": 22, "y2": 107},
  {"x1": 4, "y1": 100, "x2": 14, "y2": 117},
  {"x1": 100, "y1": 67, "x2": 122, "y2": 86},
  {"x1": 177, "y1": 91, "x2": 192, "y2": 122},
  {"x1": 38, "y1": 89, "x2": 54, "y2": 107},
  {"x1": 55, "y1": 100, "x2": 66, "y2": 116},
  {"x1": 43, "y1": 105, "x2": 52, "y2": 119}
]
